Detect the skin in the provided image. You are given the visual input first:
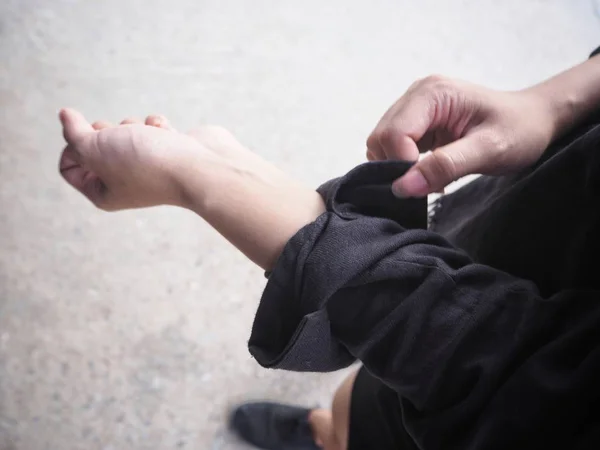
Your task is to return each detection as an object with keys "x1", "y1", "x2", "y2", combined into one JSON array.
[
  {"x1": 59, "y1": 109, "x2": 339, "y2": 448},
  {"x1": 59, "y1": 54, "x2": 600, "y2": 267},
  {"x1": 367, "y1": 53, "x2": 600, "y2": 197},
  {"x1": 58, "y1": 52, "x2": 600, "y2": 450},
  {"x1": 308, "y1": 369, "x2": 359, "y2": 450},
  {"x1": 58, "y1": 109, "x2": 325, "y2": 270}
]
